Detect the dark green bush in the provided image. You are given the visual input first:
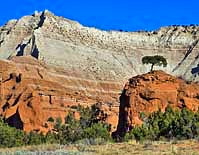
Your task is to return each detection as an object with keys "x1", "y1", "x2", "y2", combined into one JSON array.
[
  {"x1": 82, "y1": 123, "x2": 111, "y2": 140},
  {"x1": 54, "y1": 104, "x2": 111, "y2": 144},
  {"x1": 0, "y1": 104, "x2": 112, "y2": 148},
  {"x1": 0, "y1": 103, "x2": 112, "y2": 148},
  {"x1": 54, "y1": 117, "x2": 62, "y2": 130},
  {"x1": 25, "y1": 132, "x2": 45, "y2": 145},
  {"x1": 0, "y1": 118, "x2": 25, "y2": 147},
  {"x1": 124, "y1": 107, "x2": 199, "y2": 141},
  {"x1": 47, "y1": 117, "x2": 54, "y2": 122},
  {"x1": 1, "y1": 104, "x2": 199, "y2": 148}
]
